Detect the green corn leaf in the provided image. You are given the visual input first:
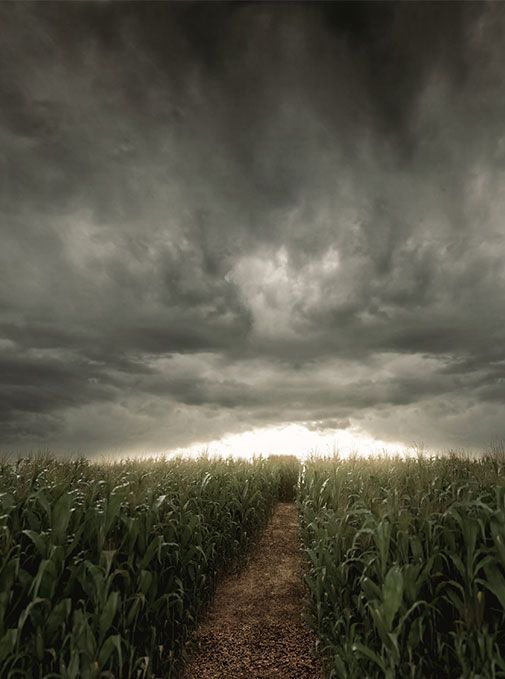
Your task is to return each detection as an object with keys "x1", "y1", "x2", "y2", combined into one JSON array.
[
  {"x1": 51, "y1": 492, "x2": 73, "y2": 544},
  {"x1": 46, "y1": 597, "x2": 72, "y2": 639},
  {"x1": 99, "y1": 592, "x2": 119, "y2": 643},
  {"x1": 98, "y1": 634, "x2": 122, "y2": 669},
  {"x1": 382, "y1": 566, "x2": 404, "y2": 631},
  {"x1": 483, "y1": 563, "x2": 505, "y2": 611},
  {"x1": 362, "y1": 576, "x2": 381, "y2": 601},
  {"x1": 352, "y1": 642, "x2": 387, "y2": 672},
  {"x1": 104, "y1": 490, "x2": 124, "y2": 534},
  {"x1": 0, "y1": 629, "x2": 17, "y2": 664}
]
